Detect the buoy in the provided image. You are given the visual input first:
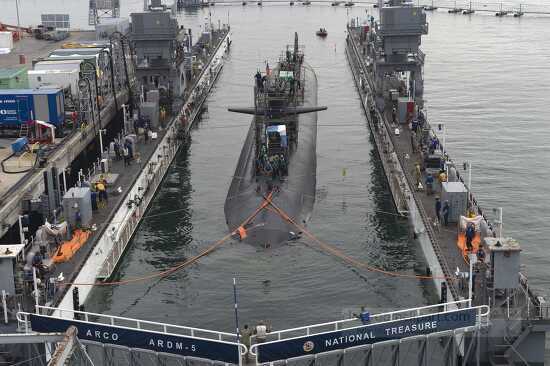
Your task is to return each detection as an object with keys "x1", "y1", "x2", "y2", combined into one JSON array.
[{"x1": 237, "y1": 226, "x2": 247, "y2": 240}]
